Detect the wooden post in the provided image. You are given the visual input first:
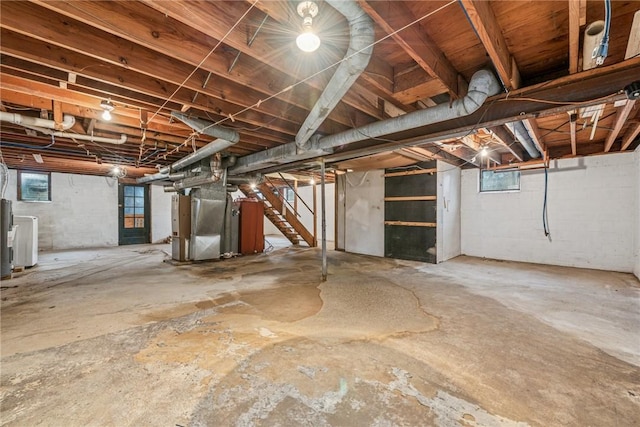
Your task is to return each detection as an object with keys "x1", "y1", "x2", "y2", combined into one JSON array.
[
  {"x1": 293, "y1": 179, "x2": 298, "y2": 216},
  {"x1": 321, "y1": 159, "x2": 327, "y2": 281}
]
